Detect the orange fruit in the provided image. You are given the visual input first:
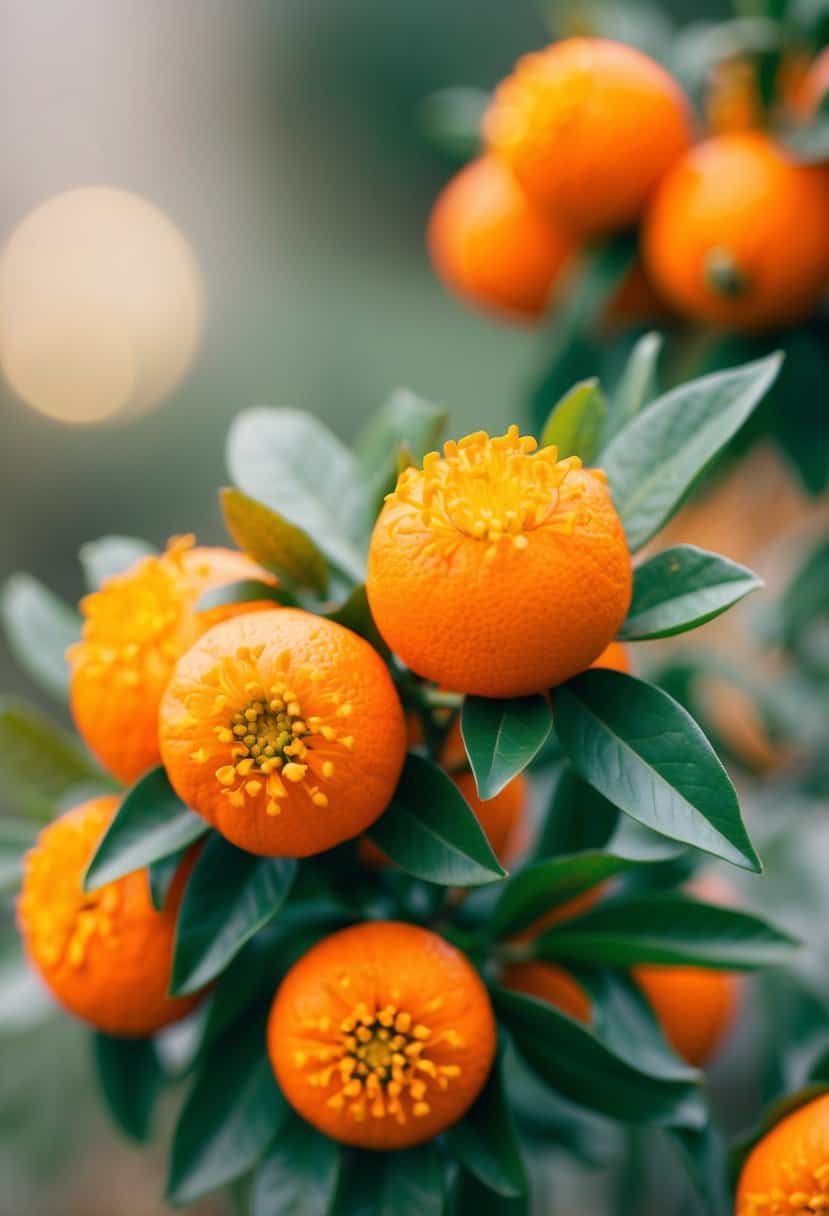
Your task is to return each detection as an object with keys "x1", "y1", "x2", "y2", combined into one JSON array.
[
  {"x1": 17, "y1": 795, "x2": 200, "y2": 1036},
  {"x1": 69, "y1": 534, "x2": 275, "y2": 786},
  {"x1": 366, "y1": 427, "x2": 632, "y2": 698},
  {"x1": 159, "y1": 609, "x2": 407, "y2": 858},
  {"x1": 643, "y1": 132, "x2": 829, "y2": 331},
  {"x1": 427, "y1": 155, "x2": 577, "y2": 323},
  {"x1": 603, "y1": 260, "x2": 674, "y2": 330},
  {"x1": 591, "y1": 640, "x2": 631, "y2": 674},
  {"x1": 791, "y1": 46, "x2": 829, "y2": 118},
  {"x1": 502, "y1": 961, "x2": 591, "y2": 1023},
  {"x1": 484, "y1": 38, "x2": 693, "y2": 237},
  {"x1": 634, "y1": 965, "x2": 738, "y2": 1066},
  {"x1": 268, "y1": 921, "x2": 496, "y2": 1149},
  {"x1": 736, "y1": 1092, "x2": 829, "y2": 1215},
  {"x1": 705, "y1": 58, "x2": 763, "y2": 135}
]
